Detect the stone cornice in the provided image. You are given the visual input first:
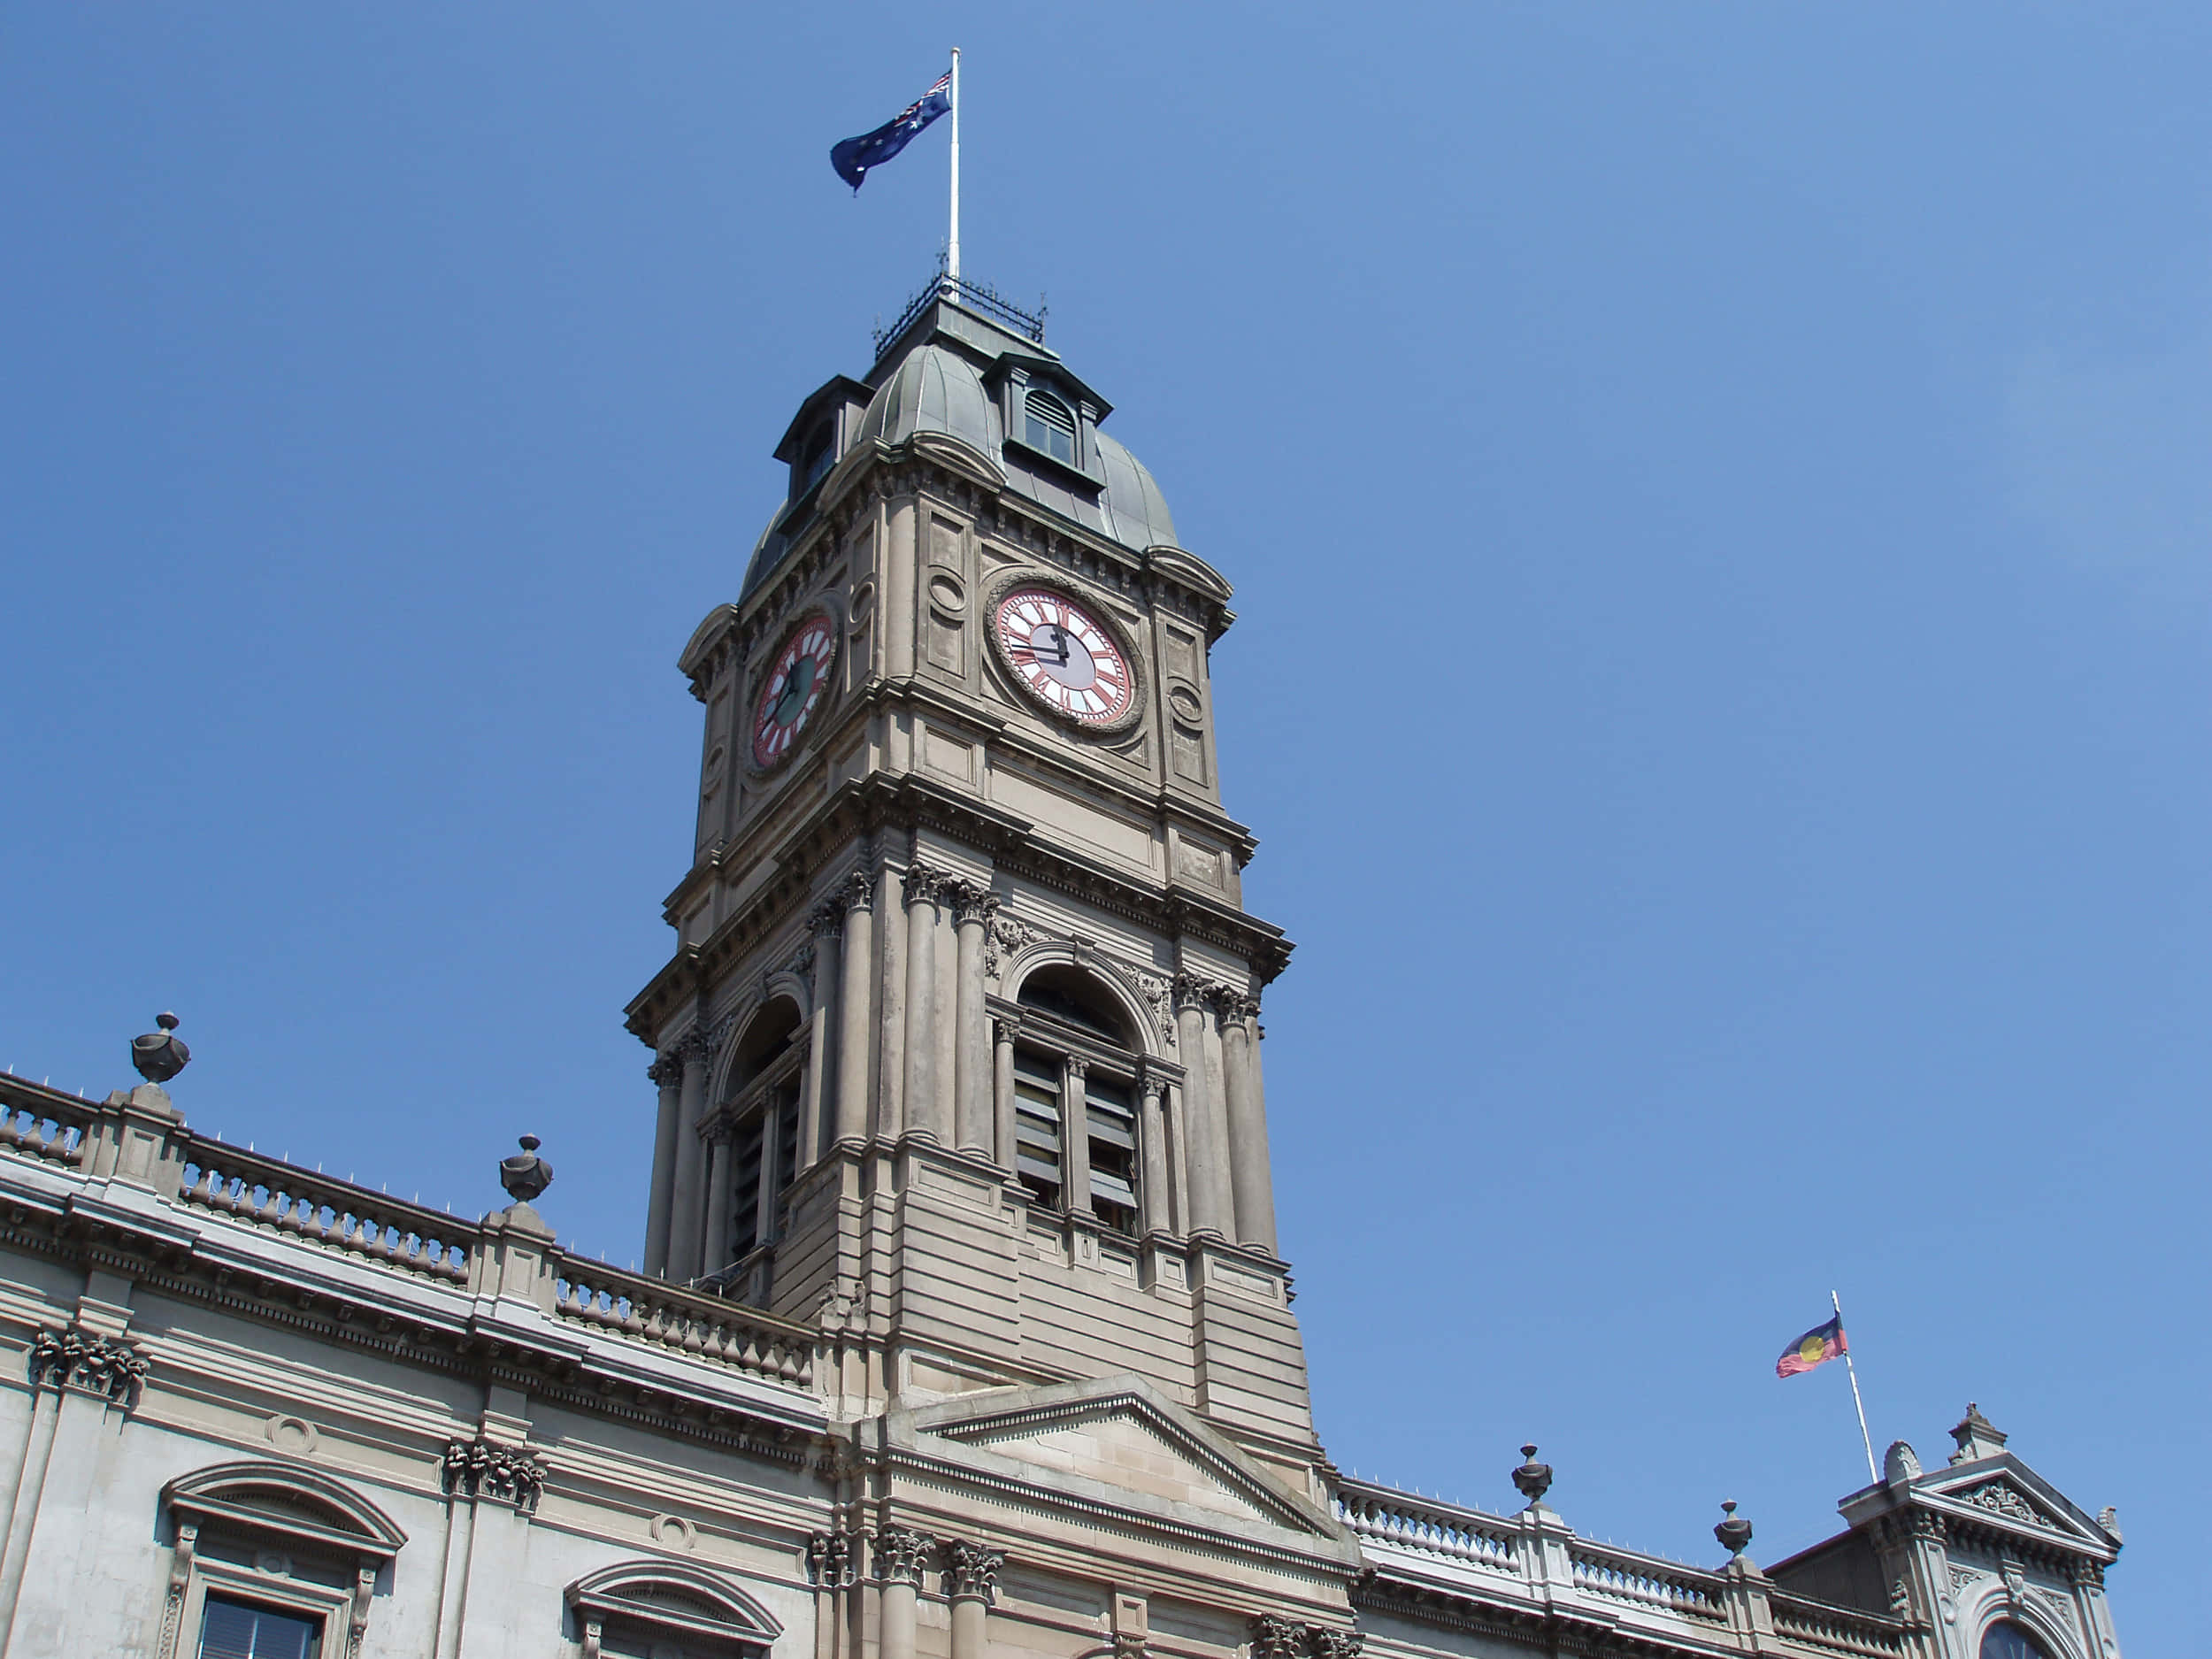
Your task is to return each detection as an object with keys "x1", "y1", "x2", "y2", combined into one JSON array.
[{"x1": 629, "y1": 772, "x2": 1292, "y2": 1045}]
